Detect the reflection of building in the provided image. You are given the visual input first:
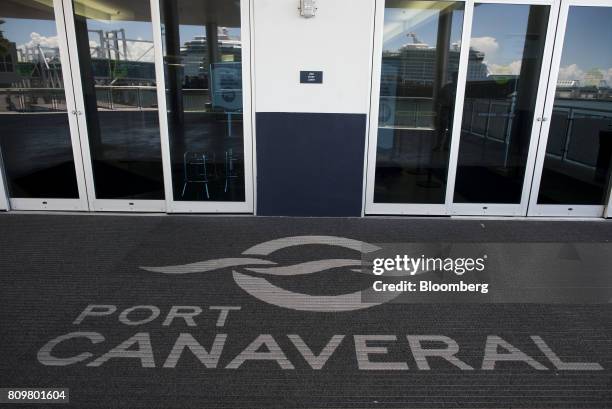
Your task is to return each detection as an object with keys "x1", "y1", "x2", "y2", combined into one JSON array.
[{"x1": 0, "y1": 20, "x2": 20, "y2": 85}]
